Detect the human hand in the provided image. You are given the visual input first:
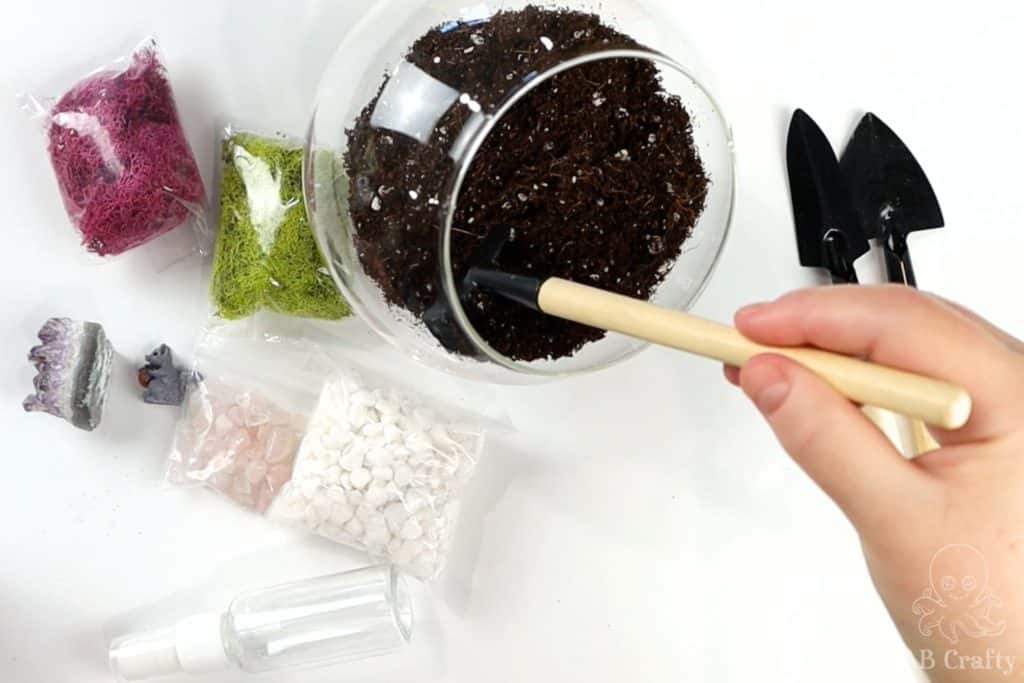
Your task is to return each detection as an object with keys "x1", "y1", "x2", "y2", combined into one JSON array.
[{"x1": 725, "y1": 285, "x2": 1024, "y2": 682}]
